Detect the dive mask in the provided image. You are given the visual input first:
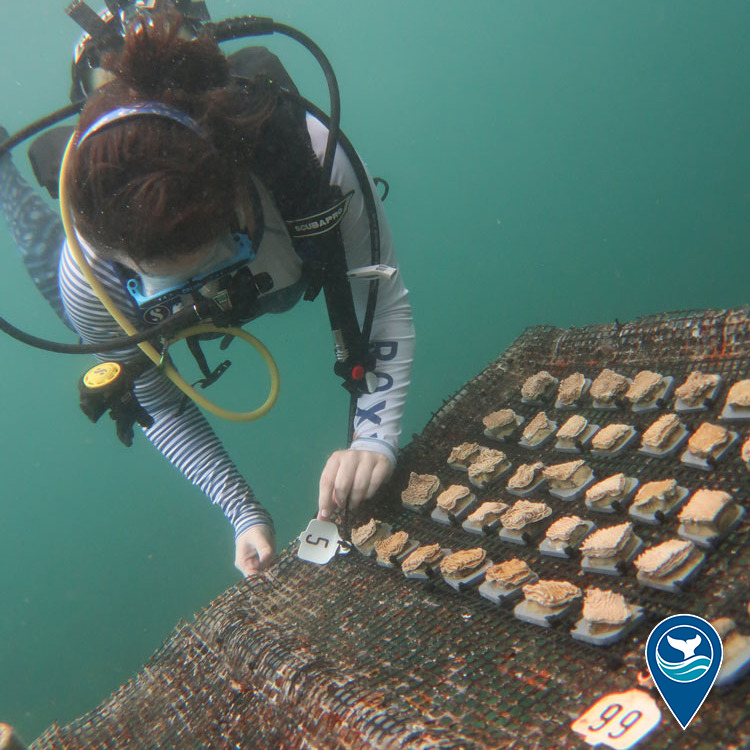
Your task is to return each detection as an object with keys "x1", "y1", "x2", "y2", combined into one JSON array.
[{"x1": 126, "y1": 231, "x2": 256, "y2": 325}]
